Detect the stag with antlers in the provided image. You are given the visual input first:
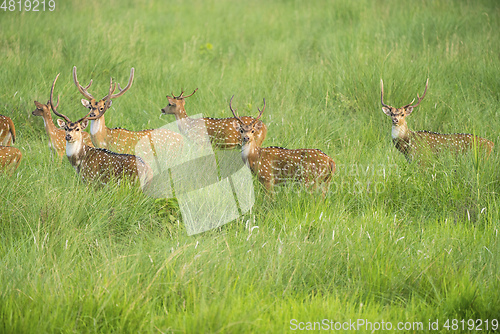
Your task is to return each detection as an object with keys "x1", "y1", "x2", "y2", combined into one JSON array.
[
  {"x1": 381, "y1": 78, "x2": 494, "y2": 163},
  {"x1": 73, "y1": 67, "x2": 183, "y2": 157},
  {"x1": 230, "y1": 97, "x2": 335, "y2": 193},
  {"x1": 50, "y1": 74, "x2": 152, "y2": 187}
]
